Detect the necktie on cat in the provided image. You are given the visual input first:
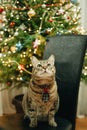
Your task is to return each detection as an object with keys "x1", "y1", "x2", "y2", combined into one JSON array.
[{"x1": 42, "y1": 87, "x2": 49, "y2": 102}]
